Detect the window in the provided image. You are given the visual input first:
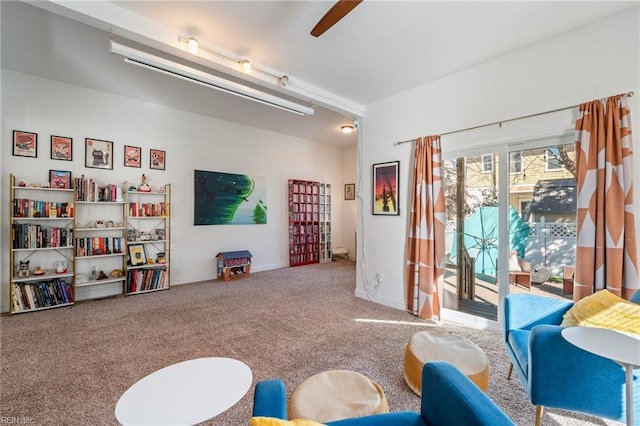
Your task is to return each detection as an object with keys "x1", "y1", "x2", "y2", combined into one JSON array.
[
  {"x1": 482, "y1": 154, "x2": 493, "y2": 173},
  {"x1": 545, "y1": 146, "x2": 564, "y2": 171},
  {"x1": 509, "y1": 152, "x2": 522, "y2": 174}
]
